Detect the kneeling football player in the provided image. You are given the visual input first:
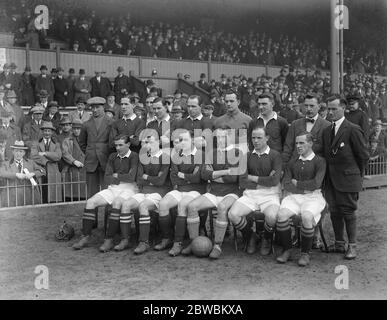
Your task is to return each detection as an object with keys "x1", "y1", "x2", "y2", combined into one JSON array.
[
  {"x1": 228, "y1": 126, "x2": 282, "y2": 255},
  {"x1": 114, "y1": 130, "x2": 171, "y2": 253},
  {"x1": 72, "y1": 134, "x2": 139, "y2": 251},
  {"x1": 276, "y1": 131, "x2": 326, "y2": 266},
  {"x1": 184, "y1": 127, "x2": 242, "y2": 259},
  {"x1": 156, "y1": 129, "x2": 205, "y2": 256}
]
